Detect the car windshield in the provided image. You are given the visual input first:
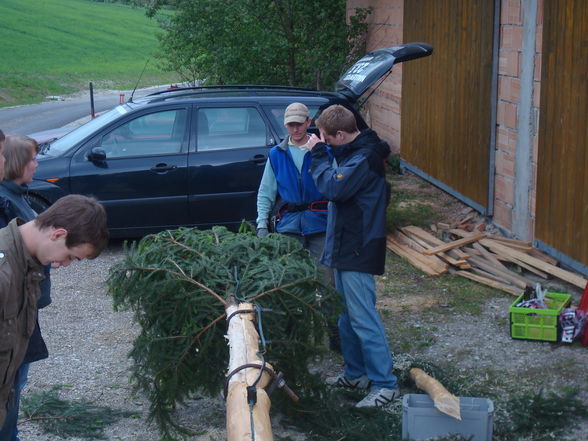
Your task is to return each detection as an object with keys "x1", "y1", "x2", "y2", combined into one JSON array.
[{"x1": 43, "y1": 105, "x2": 130, "y2": 156}]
